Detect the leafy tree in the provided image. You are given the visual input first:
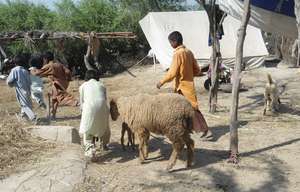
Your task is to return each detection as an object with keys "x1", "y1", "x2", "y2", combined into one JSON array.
[
  {"x1": 0, "y1": 0, "x2": 190, "y2": 73},
  {"x1": 0, "y1": 0, "x2": 54, "y2": 31}
]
